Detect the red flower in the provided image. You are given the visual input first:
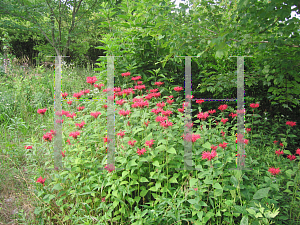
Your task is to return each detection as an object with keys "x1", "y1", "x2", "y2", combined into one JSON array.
[
  {"x1": 101, "y1": 197, "x2": 106, "y2": 202},
  {"x1": 104, "y1": 164, "x2": 115, "y2": 173},
  {"x1": 77, "y1": 106, "x2": 85, "y2": 111},
  {"x1": 66, "y1": 139, "x2": 71, "y2": 145},
  {"x1": 121, "y1": 72, "x2": 131, "y2": 77},
  {"x1": 69, "y1": 131, "x2": 81, "y2": 139},
  {"x1": 219, "y1": 142, "x2": 228, "y2": 149},
  {"x1": 250, "y1": 103, "x2": 259, "y2": 109},
  {"x1": 174, "y1": 86, "x2": 183, "y2": 92},
  {"x1": 167, "y1": 99, "x2": 174, "y2": 105},
  {"x1": 95, "y1": 83, "x2": 104, "y2": 90},
  {"x1": 116, "y1": 99, "x2": 126, "y2": 106},
  {"x1": 229, "y1": 113, "x2": 237, "y2": 118},
  {"x1": 154, "y1": 81, "x2": 164, "y2": 86},
  {"x1": 73, "y1": 92, "x2": 83, "y2": 99},
  {"x1": 186, "y1": 95, "x2": 194, "y2": 99},
  {"x1": 275, "y1": 150, "x2": 284, "y2": 156},
  {"x1": 178, "y1": 108, "x2": 184, "y2": 113},
  {"x1": 61, "y1": 151, "x2": 66, "y2": 157},
  {"x1": 220, "y1": 130, "x2": 225, "y2": 137},
  {"x1": 160, "y1": 120, "x2": 173, "y2": 128},
  {"x1": 211, "y1": 145, "x2": 218, "y2": 151},
  {"x1": 208, "y1": 109, "x2": 216, "y2": 114},
  {"x1": 202, "y1": 150, "x2": 217, "y2": 161},
  {"x1": 137, "y1": 81, "x2": 143, "y2": 84},
  {"x1": 196, "y1": 99, "x2": 205, "y2": 104},
  {"x1": 67, "y1": 100, "x2": 72, "y2": 105},
  {"x1": 132, "y1": 76, "x2": 142, "y2": 81},
  {"x1": 62, "y1": 92, "x2": 68, "y2": 99},
  {"x1": 197, "y1": 112, "x2": 209, "y2": 120},
  {"x1": 287, "y1": 155, "x2": 296, "y2": 161},
  {"x1": 296, "y1": 148, "x2": 300, "y2": 155},
  {"x1": 218, "y1": 104, "x2": 228, "y2": 111},
  {"x1": 37, "y1": 108, "x2": 47, "y2": 115},
  {"x1": 273, "y1": 140, "x2": 278, "y2": 144},
  {"x1": 279, "y1": 143, "x2": 284, "y2": 147},
  {"x1": 246, "y1": 128, "x2": 251, "y2": 133},
  {"x1": 144, "y1": 120, "x2": 150, "y2": 127},
  {"x1": 103, "y1": 104, "x2": 107, "y2": 109},
  {"x1": 103, "y1": 136, "x2": 107, "y2": 143},
  {"x1": 167, "y1": 95, "x2": 173, "y2": 99},
  {"x1": 75, "y1": 121, "x2": 85, "y2": 129},
  {"x1": 286, "y1": 121, "x2": 296, "y2": 127},
  {"x1": 50, "y1": 130, "x2": 56, "y2": 136},
  {"x1": 91, "y1": 112, "x2": 101, "y2": 119},
  {"x1": 43, "y1": 132, "x2": 53, "y2": 142},
  {"x1": 150, "y1": 88, "x2": 159, "y2": 93},
  {"x1": 268, "y1": 167, "x2": 281, "y2": 176},
  {"x1": 86, "y1": 76, "x2": 98, "y2": 85},
  {"x1": 128, "y1": 140, "x2": 137, "y2": 147},
  {"x1": 83, "y1": 89, "x2": 90, "y2": 95},
  {"x1": 66, "y1": 112, "x2": 76, "y2": 119},
  {"x1": 119, "y1": 109, "x2": 131, "y2": 117},
  {"x1": 156, "y1": 102, "x2": 166, "y2": 108},
  {"x1": 137, "y1": 148, "x2": 147, "y2": 156},
  {"x1": 36, "y1": 176, "x2": 46, "y2": 186},
  {"x1": 25, "y1": 145, "x2": 33, "y2": 149},
  {"x1": 135, "y1": 85, "x2": 146, "y2": 90},
  {"x1": 145, "y1": 139, "x2": 155, "y2": 148},
  {"x1": 117, "y1": 130, "x2": 125, "y2": 138},
  {"x1": 221, "y1": 118, "x2": 229, "y2": 124}
]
